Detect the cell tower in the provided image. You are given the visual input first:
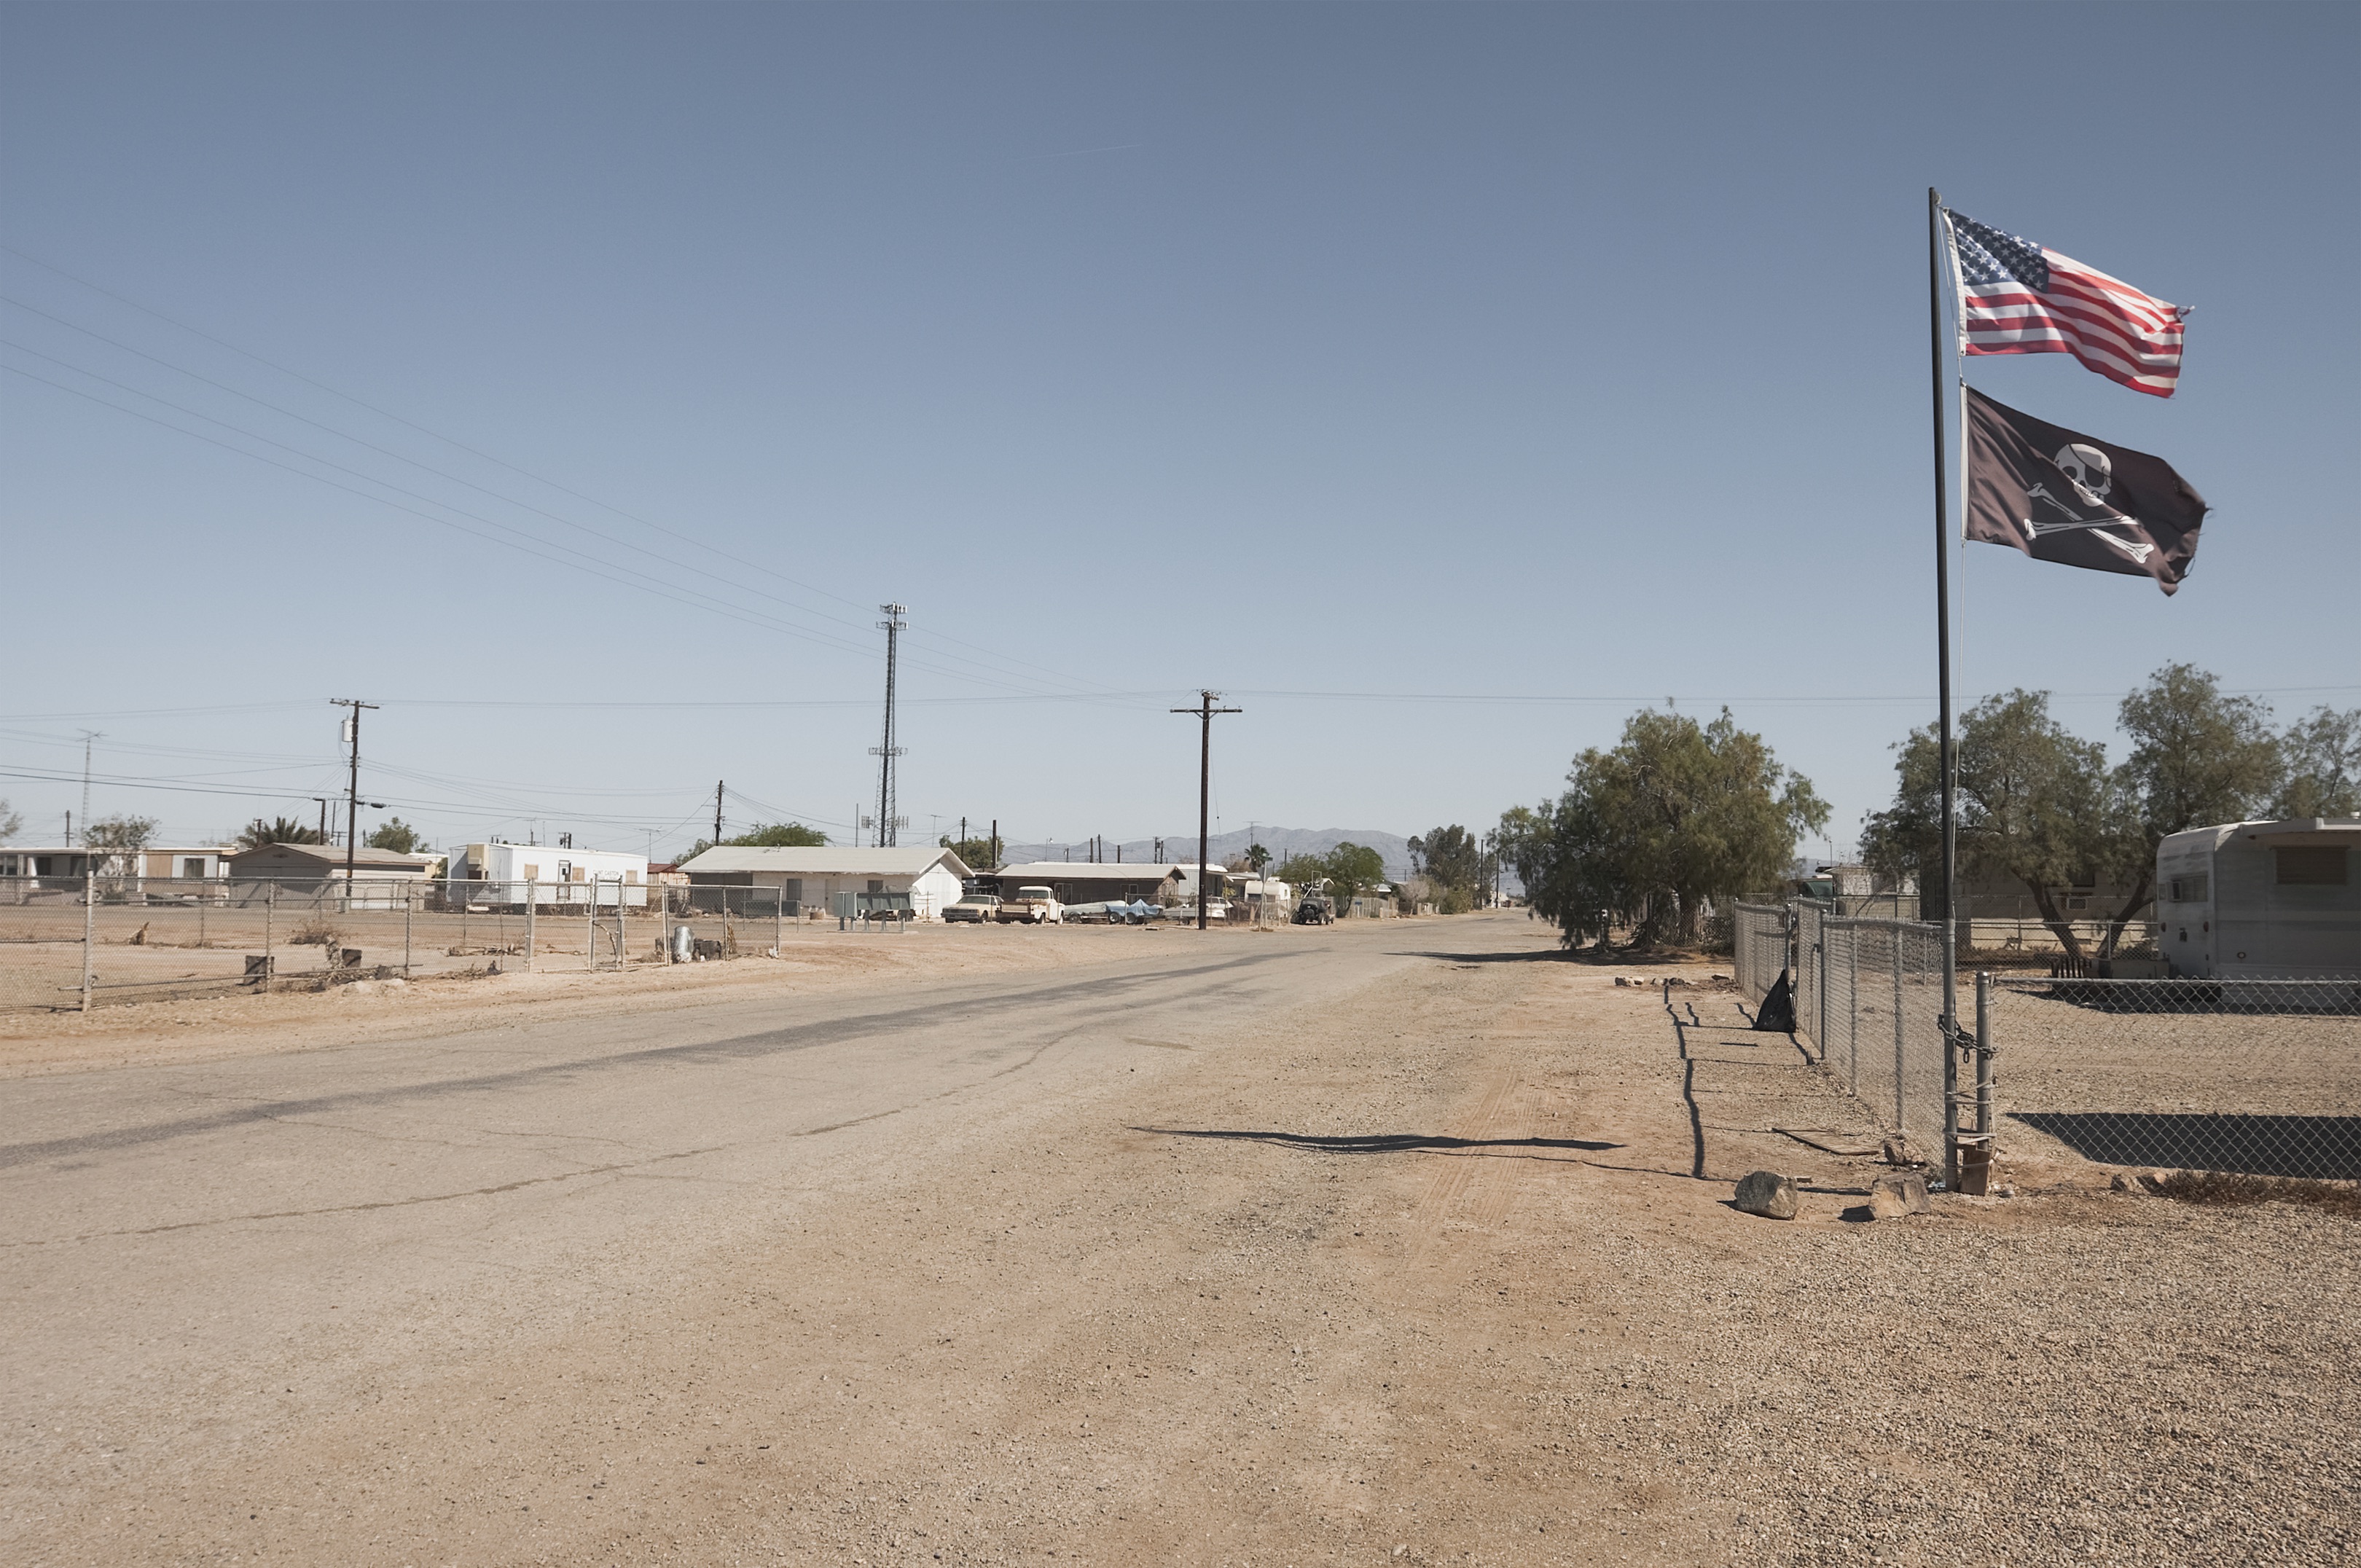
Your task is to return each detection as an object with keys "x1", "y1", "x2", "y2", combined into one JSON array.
[{"x1": 870, "y1": 603, "x2": 907, "y2": 847}]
